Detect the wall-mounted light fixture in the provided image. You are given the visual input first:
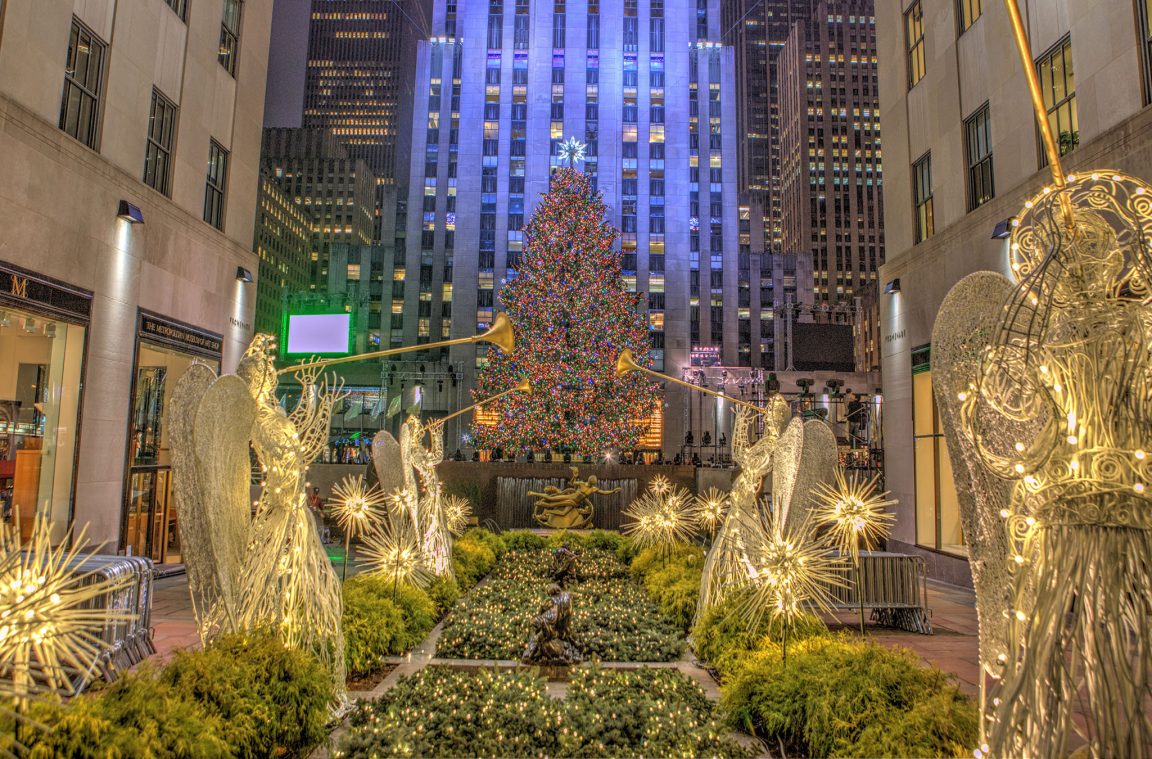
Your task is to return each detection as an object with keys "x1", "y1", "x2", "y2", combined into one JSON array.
[
  {"x1": 117, "y1": 200, "x2": 144, "y2": 224},
  {"x1": 991, "y1": 217, "x2": 1016, "y2": 239},
  {"x1": 235, "y1": 267, "x2": 253, "y2": 283},
  {"x1": 884, "y1": 278, "x2": 901, "y2": 295}
]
